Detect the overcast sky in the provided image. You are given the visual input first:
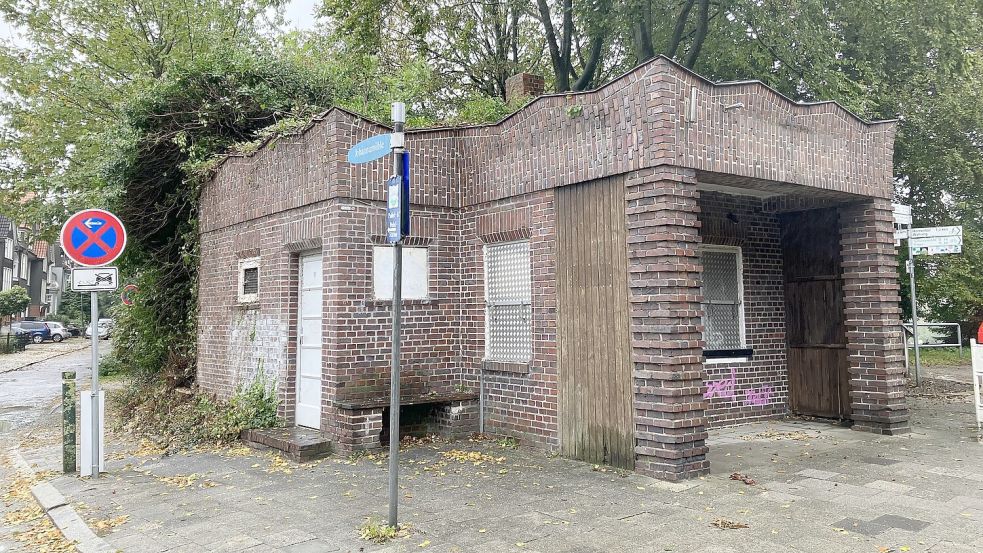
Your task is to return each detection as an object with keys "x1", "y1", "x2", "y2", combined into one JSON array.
[{"x1": 0, "y1": 0, "x2": 320, "y2": 49}]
